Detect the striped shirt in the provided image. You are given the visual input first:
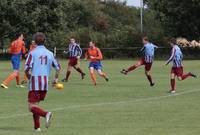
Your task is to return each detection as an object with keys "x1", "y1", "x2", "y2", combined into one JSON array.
[
  {"x1": 25, "y1": 46, "x2": 60, "y2": 91},
  {"x1": 166, "y1": 45, "x2": 183, "y2": 67},
  {"x1": 68, "y1": 43, "x2": 82, "y2": 57},
  {"x1": 141, "y1": 43, "x2": 158, "y2": 63}
]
